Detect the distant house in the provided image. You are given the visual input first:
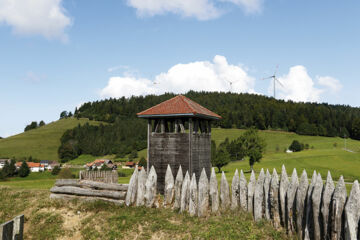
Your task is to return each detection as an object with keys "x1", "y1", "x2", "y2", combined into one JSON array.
[
  {"x1": 40, "y1": 160, "x2": 50, "y2": 168},
  {"x1": 0, "y1": 159, "x2": 10, "y2": 169},
  {"x1": 15, "y1": 162, "x2": 45, "y2": 172},
  {"x1": 85, "y1": 159, "x2": 113, "y2": 170},
  {"x1": 40, "y1": 160, "x2": 59, "y2": 170},
  {"x1": 122, "y1": 161, "x2": 136, "y2": 169}
]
